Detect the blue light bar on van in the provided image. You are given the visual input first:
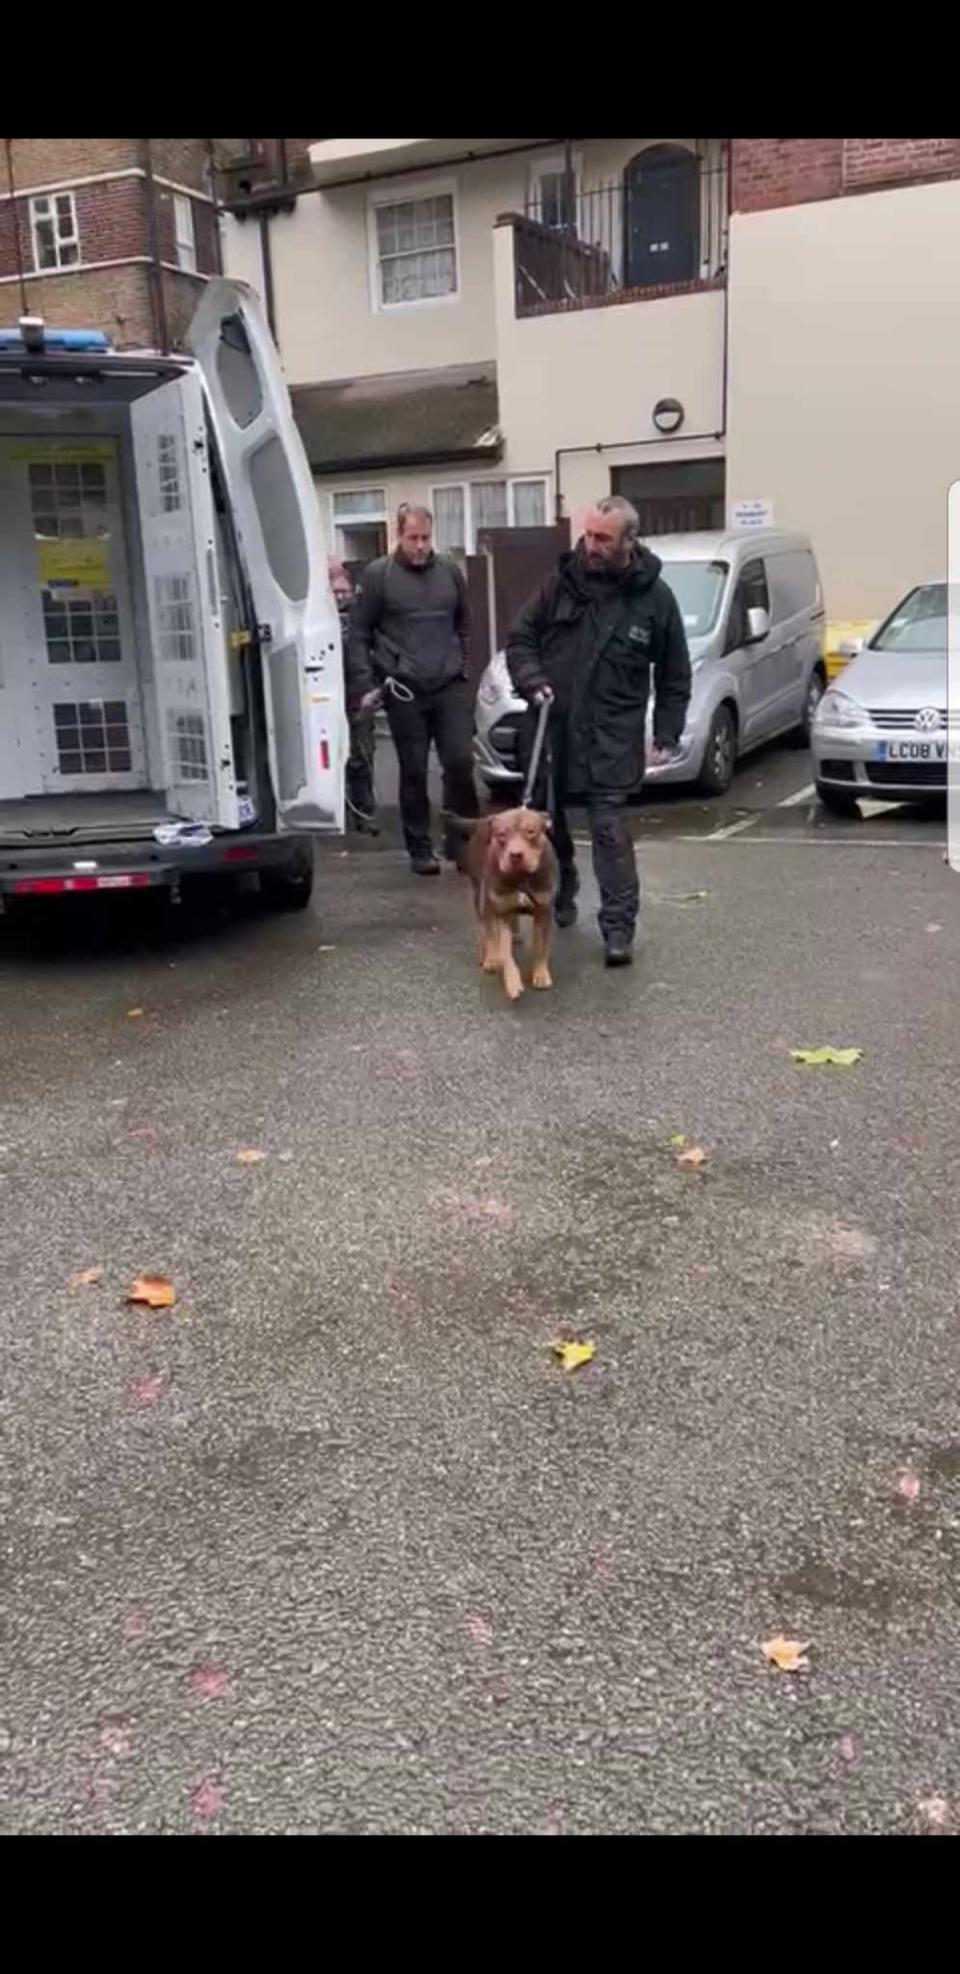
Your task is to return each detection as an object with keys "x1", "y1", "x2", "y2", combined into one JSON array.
[{"x1": 0, "y1": 327, "x2": 113, "y2": 352}]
